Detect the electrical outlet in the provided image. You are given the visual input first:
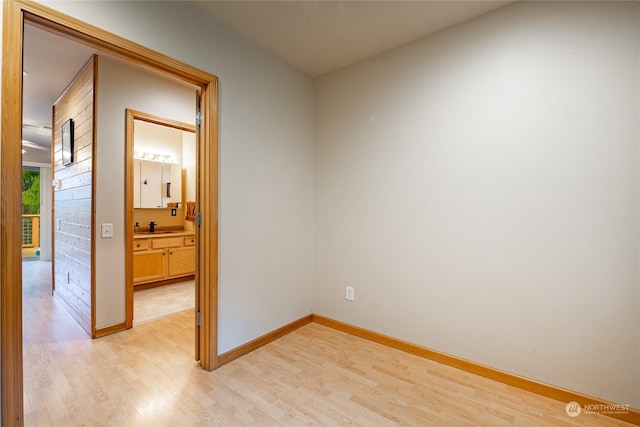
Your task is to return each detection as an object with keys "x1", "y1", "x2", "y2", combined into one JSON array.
[{"x1": 346, "y1": 286, "x2": 355, "y2": 302}]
